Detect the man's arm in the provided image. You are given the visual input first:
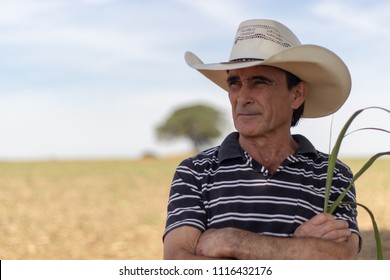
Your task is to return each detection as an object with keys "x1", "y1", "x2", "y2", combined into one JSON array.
[
  {"x1": 164, "y1": 226, "x2": 229, "y2": 260},
  {"x1": 195, "y1": 213, "x2": 360, "y2": 260}
]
